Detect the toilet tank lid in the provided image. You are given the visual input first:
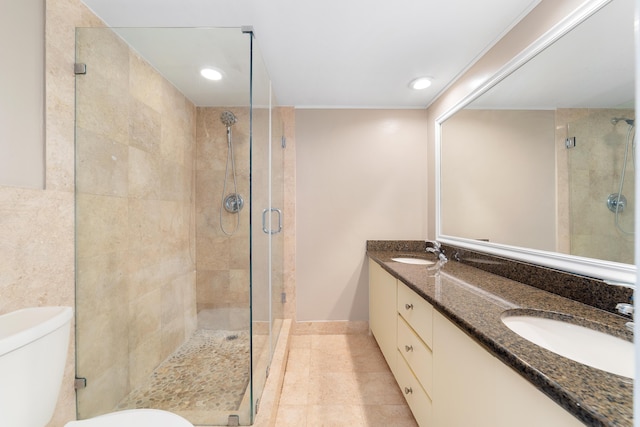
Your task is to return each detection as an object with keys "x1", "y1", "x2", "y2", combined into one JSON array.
[{"x1": 0, "y1": 306, "x2": 73, "y2": 357}]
